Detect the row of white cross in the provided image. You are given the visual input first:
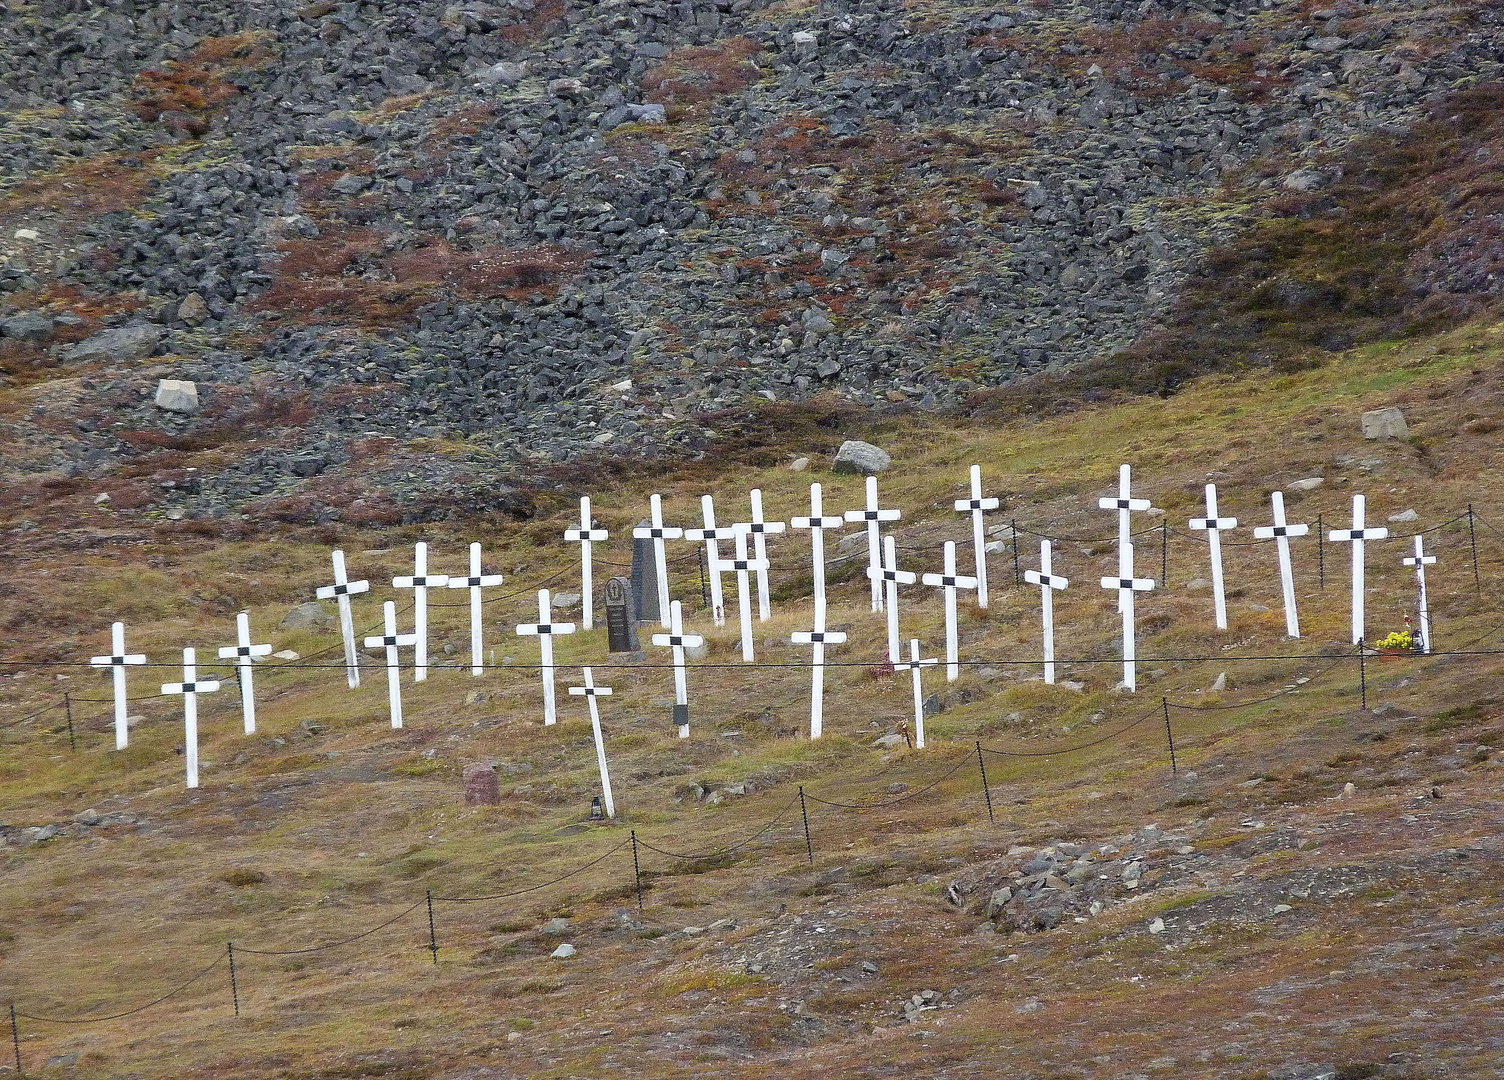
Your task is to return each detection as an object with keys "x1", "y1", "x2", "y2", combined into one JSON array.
[{"x1": 88, "y1": 466, "x2": 1443, "y2": 794}]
